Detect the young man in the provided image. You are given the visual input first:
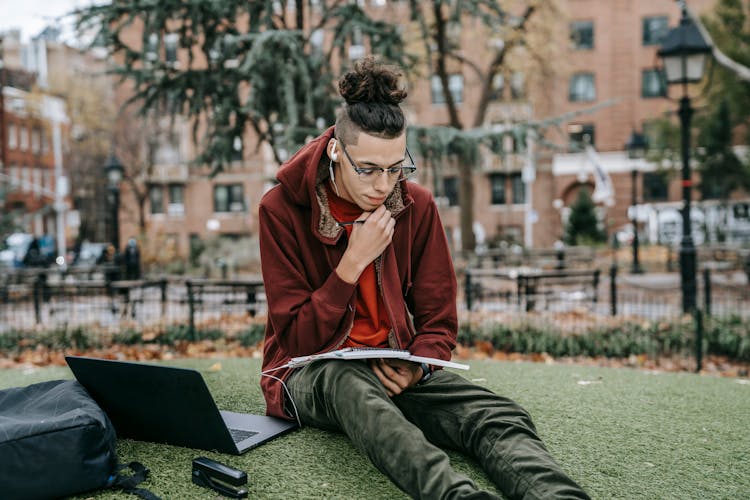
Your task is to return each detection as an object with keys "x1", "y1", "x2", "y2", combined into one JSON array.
[{"x1": 259, "y1": 58, "x2": 589, "y2": 499}]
